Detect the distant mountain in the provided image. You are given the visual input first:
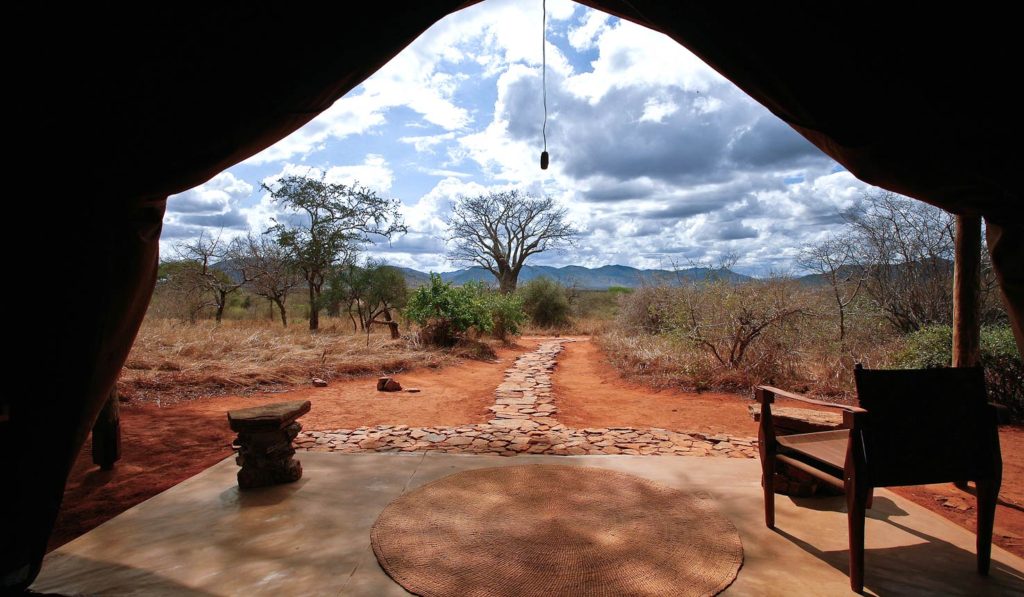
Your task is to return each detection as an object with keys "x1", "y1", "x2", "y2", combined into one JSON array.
[
  {"x1": 794, "y1": 260, "x2": 952, "y2": 287},
  {"x1": 211, "y1": 260, "x2": 751, "y2": 290},
  {"x1": 399, "y1": 264, "x2": 751, "y2": 289}
]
